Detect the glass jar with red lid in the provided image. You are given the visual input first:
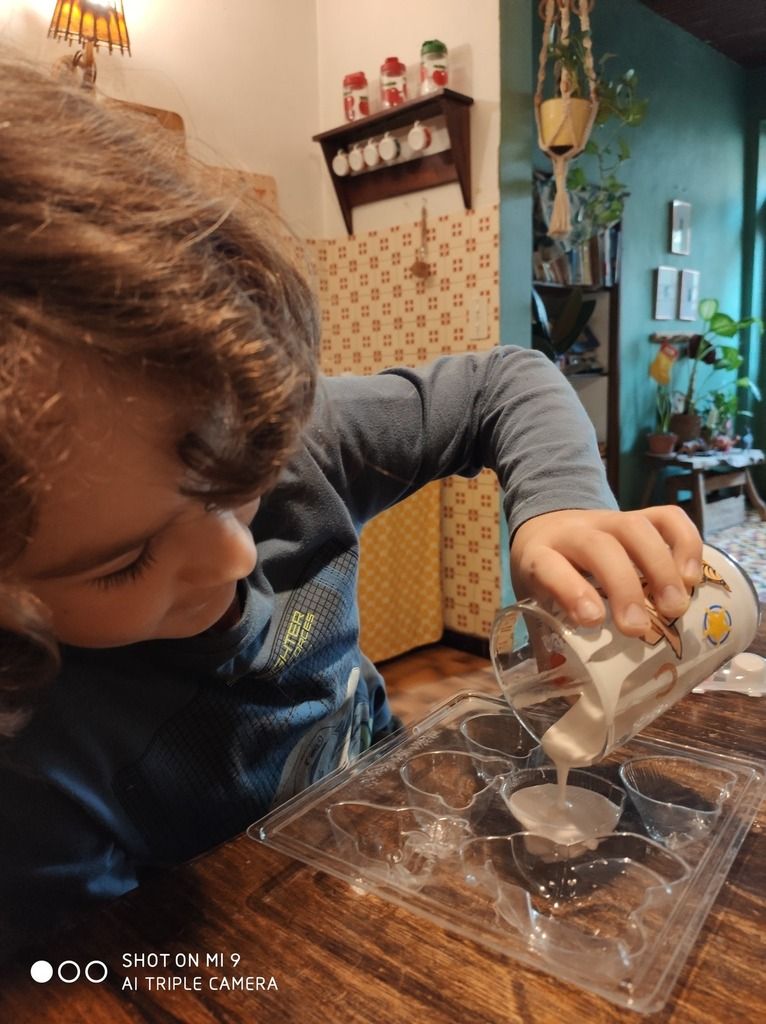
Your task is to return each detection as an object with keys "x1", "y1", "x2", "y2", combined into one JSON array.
[
  {"x1": 380, "y1": 56, "x2": 407, "y2": 108},
  {"x1": 343, "y1": 71, "x2": 369, "y2": 122}
]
